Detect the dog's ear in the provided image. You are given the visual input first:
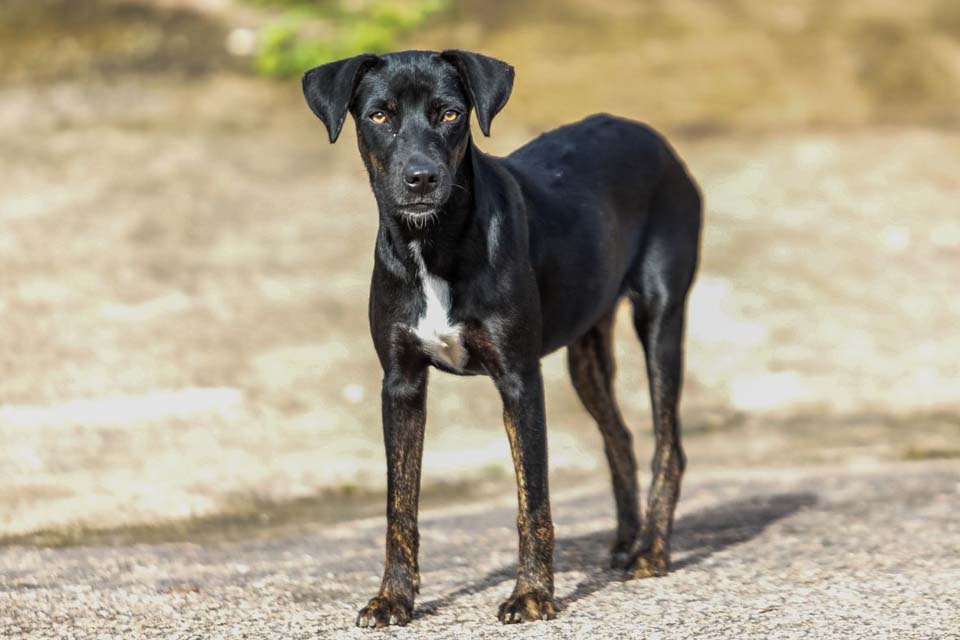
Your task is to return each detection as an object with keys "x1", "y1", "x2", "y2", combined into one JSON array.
[
  {"x1": 302, "y1": 54, "x2": 380, "y2": 143},
  {"x1": 440, "y1": 50, "x2": 514, "y2": 137}
]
